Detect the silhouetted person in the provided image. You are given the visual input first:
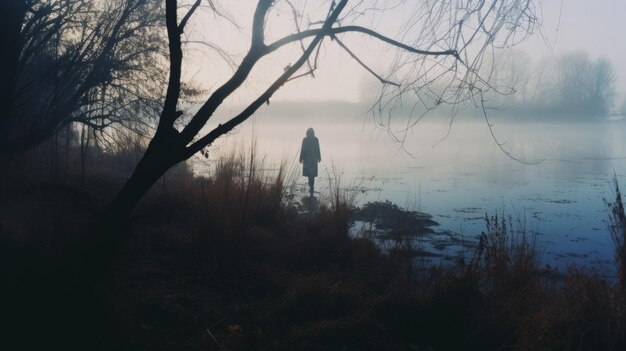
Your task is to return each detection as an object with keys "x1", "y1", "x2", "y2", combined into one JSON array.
[{"x1": 299, "y1": 128, "x2": 321, "y2": 196}]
